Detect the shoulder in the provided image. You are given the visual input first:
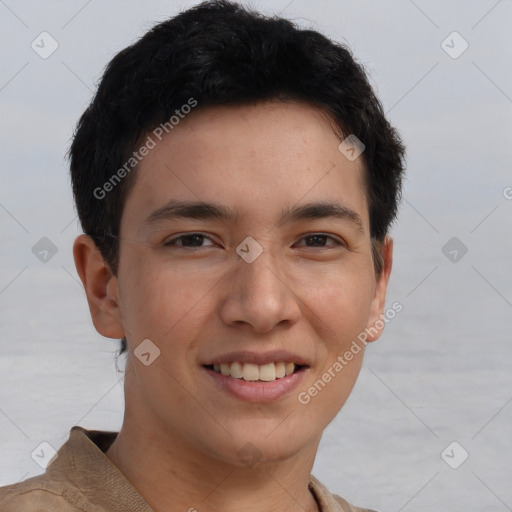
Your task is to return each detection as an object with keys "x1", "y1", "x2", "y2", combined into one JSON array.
[
  {"x1": 333, "y1": 493, "x2": 379, "y2": 512},
  {"x1": 0, "y1": 474, "x2": 86, "y2": 512},
  {"x1": 309, "y1": 475, "x2": 378, "y2": 512},
  {"x1": 0, "y1": 426, "x2": 119, "y2": 512}
]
